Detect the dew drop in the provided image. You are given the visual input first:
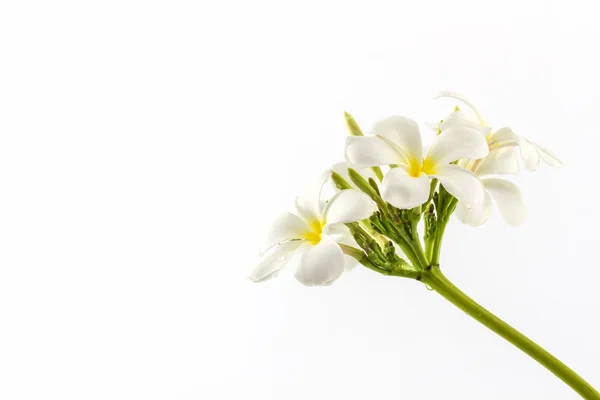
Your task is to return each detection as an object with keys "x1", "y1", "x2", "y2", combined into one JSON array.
[{"x1": 425, "y1": 285, "x2": 434, "y2": 291}]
